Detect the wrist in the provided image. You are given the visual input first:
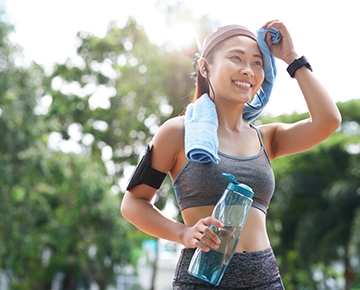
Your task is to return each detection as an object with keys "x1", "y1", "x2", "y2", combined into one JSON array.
[
  {"x1": 284, "y1": 52, "x2": 299, "y2": 65},
  {"x1": 178, "y1": 224, "x2": 191, "y2": 247},
  {"x1": 286, "y1": 56, "x2": 313, "y2": 78}
]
